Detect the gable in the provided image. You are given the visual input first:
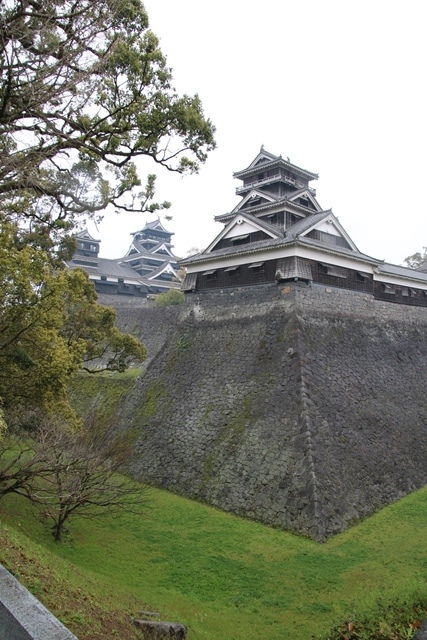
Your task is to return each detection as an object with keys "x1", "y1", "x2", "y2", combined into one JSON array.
[
  {"x1": 288, "y1": 189, "x2": 322, "y2": 212},
  {"x1": 300, "y1": 214, "x2": 359, "y2": 252},
  {"x1": 232, "y1": 189, "x2": 276, "y2": 214},
  {"x1": 76, "y1": 229, "x2": 100, "y2": 242},
  {"x1": 254, "y1": 155, "x2": 275, "y2": 167},
  {"x1": 248, "y1": 148, "x2": 278, "y2": 169},
  {"x1": 205, "y1": 214, "x2": 280, "y2": 253},
  {"x1": 148, "y1": 262, "x2": 177, "y2": 280},
  {"x1": 153, "y1": 243, "x2": 173, "y2": 257}
]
